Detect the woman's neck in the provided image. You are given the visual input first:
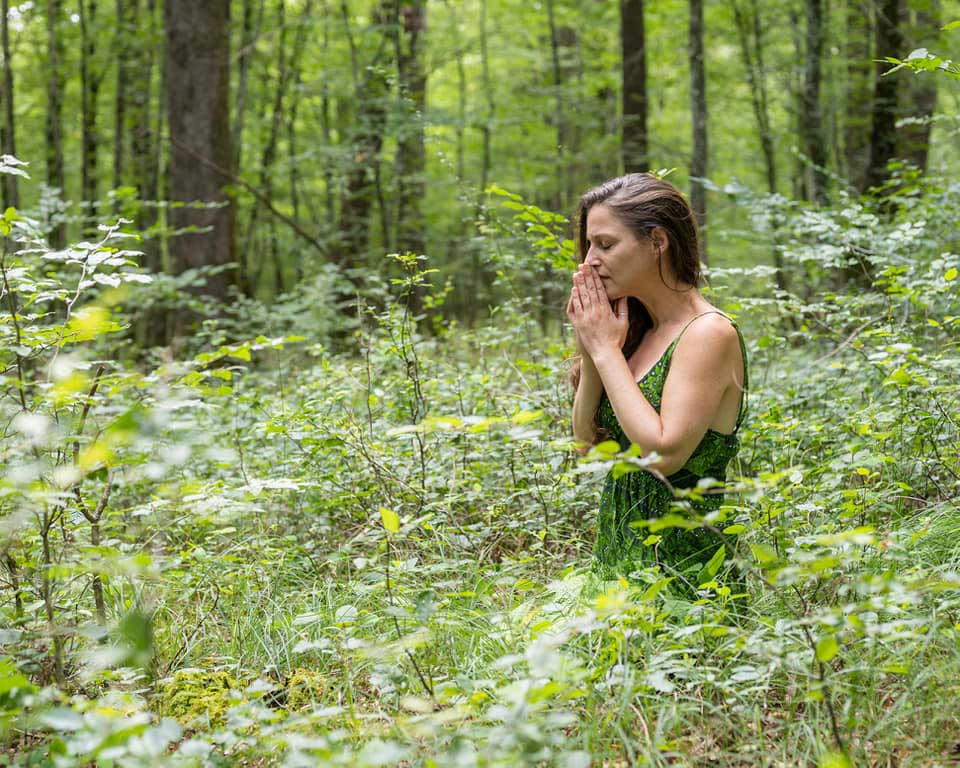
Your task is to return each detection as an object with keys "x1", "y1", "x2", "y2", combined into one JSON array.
[{"x1": 640, "y1": 285, "x2": 704, "y2": 333}]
